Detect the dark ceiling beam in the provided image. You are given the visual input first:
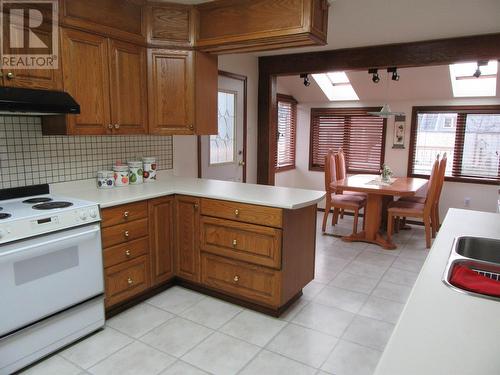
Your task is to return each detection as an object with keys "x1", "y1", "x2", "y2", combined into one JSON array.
[{"x1": 259, "y1": 32, "x2": 500, "y2": 75}]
